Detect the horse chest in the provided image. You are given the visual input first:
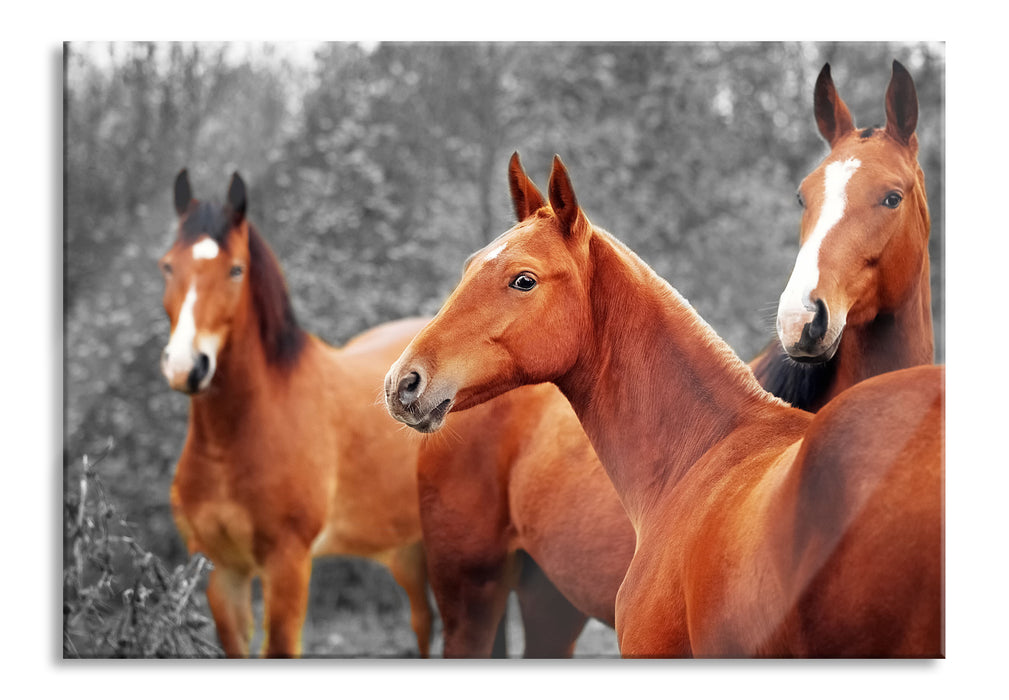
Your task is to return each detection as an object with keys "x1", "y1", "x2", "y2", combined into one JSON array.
[{"x1": 172, "y1": 443, "x2": 331, "y2": 567}]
